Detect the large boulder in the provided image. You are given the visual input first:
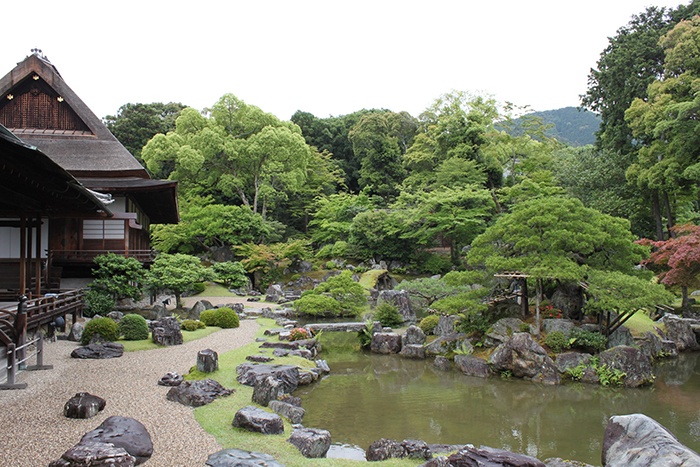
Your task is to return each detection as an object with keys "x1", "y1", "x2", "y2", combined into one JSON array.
[
  {"x1": 236, "y1": 364, "x2": 300, "y2": 393},
  {"x1": 636, "y1": 331, "x2": 678, "y2": 360},
  {"x1": 454, "y1": 355, "x2": 491, "y2": 378},
  {"x1": 265, "y1": 284, "x2": 285, "y2": 303},
  {"x1": 288, "y1": 427, "x2": 332, "y2": 458},
  {"x1": 661, "y1": 314, "x2": 699, "y2": 351},
  {"x1": 67, "y1": 322, "x2": 84, "y2": 342},
  {"x1": 187, "y1": 300, "x2": 210, "y2": 320},
  {"x1": 205, "y1": 448, "x2": 284, "y2": 467},
  {"x1": 252, "y1": 376, "x2": 285, "y2": 406},
  {"x1": 63, "y1": 392, "x2": 106, "y2": 419},
  {"x1": 602, "y1": 413, "x2": 700, "y2": 467},
  {"x1": 151, "y1": 317, "x2": 183, "y2": 346},
  {"x1": 371, "y1": 332, "x2": 402, "y2": 354},
  {"x1": 49, "y1": 442, "x2": 135, "y2": 467},
  {"x1": 79, "y1": 416, "x2": 153, "y2": 465},
  {"x1": 434, "y1": 315, "x2": 459, "y2": 336},
  {"x1": 71, "y1": 342, "x2": 124, "y2": 359},
  {"x1": 166, "y1": 379, "x2": 234, "y2": 407},
  {"x1": 484, "y1": 318, "x2": 532, "y2": 347},
  {"x1": 377, "y1": 290, "x2": 416, "y2": 324},
  {"x1": 402, "y1": 325, "x2": 426, "y2": 346},
  {"x1": 542, "y1": 319, "x2": 575, "y2": 337},
  {"x1": 607, "y1": 326, "x2": 635, "y2": 348},
  {"x1": 443, "y1": 446, "x2": 545, "y2": 466},
  {"x1": 232, "y1": 406, "x2": 284, "y2": 435},
  {"x1": 598, "y1": 346, "x2": 654, "y2": 388},
  {"x1": 425, "y1": 333, "x2": 469, "y2": 356},
  {"x1": 489, "y1": 333, "x2": 560, "y2": 385},
  {"x1": 269, "y1": 400, "x2": 305, "y2": 424}
]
